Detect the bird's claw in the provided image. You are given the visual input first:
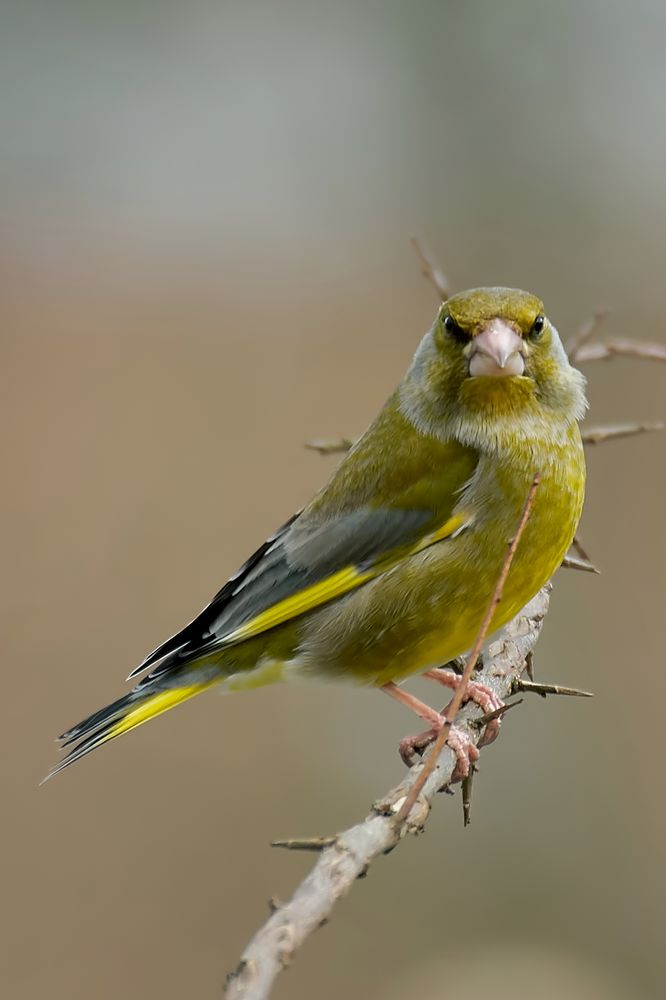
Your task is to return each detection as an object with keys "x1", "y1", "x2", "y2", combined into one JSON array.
[
  {"x1": 425, "y1": 668, "x2": 504, "y2": 747},
  {"x1": 398, "y1": 720, "x2": 480, "y2": 780}
]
